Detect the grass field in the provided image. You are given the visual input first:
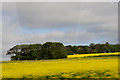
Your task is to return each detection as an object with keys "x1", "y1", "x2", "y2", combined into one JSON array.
[{"x1": 1, "y1": 52, "x2": 120, "y2": 79}]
